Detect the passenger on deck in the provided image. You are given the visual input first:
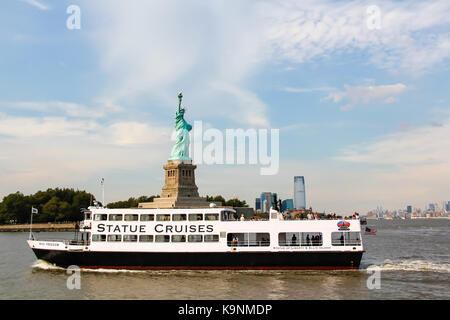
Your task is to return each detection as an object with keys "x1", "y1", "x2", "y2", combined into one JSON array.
[{"x1": 291, "y1": 234, "x2": 297, "y2": 246}]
